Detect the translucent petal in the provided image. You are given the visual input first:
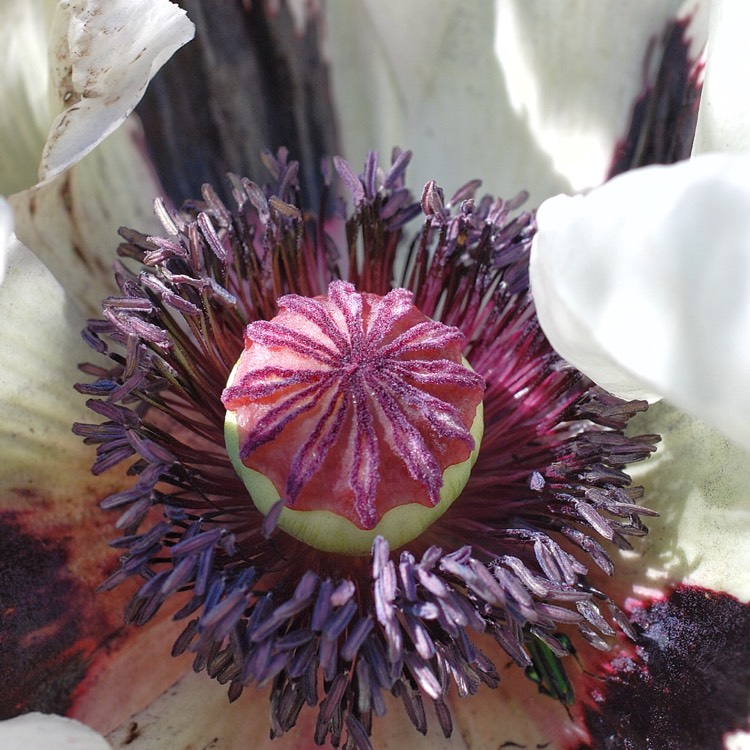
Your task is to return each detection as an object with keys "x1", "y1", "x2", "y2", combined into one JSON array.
[
  {"x1": 0, "y1": 234, "x2": 96, "y2": 491},
  {"x1": 9, "y1": 118, "x2": 164, "y2": 316},
  {"x1": 494, "y1": 0, "x2": 687, "y2": 194},
  {"x1": 106, "y1": 671, "x2": 323, "y2": 750},
  {"x1": 39, "y1": 0, "x2": 194, "y2": 183},
  {"x1": 105, "y1": 655, "x2": 592, "y2": 749},
  {"x1": 0, "y1": 714, "x2": 111, "y2": 750},
  {"x1": 693, "y1": 0, "x2": 750, "y2": 154},
  {"x1": 0, "y1": 198, "x2": 14, "y2": 285},
  {"x1": 531, "y1": 153, "x2": 750, "y2": 452},
  {"x1": 325, "y1": 0, "x2": 685, "y2": 203},
  {"x1": 620, "y1": 403, "x2": 750, "y2": 603},
  {"x1": 325, "y1": 0, "x2": 567, "y2": 202},
  {"x1": 0, "y1": 0, "x2": 56, "y2": 195}
]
